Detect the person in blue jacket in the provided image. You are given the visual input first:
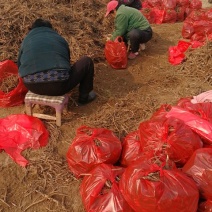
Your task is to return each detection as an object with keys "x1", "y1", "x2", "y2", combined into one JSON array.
[{"x1": 18, "y1": 18, "x2": 96, "y2": 105}]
